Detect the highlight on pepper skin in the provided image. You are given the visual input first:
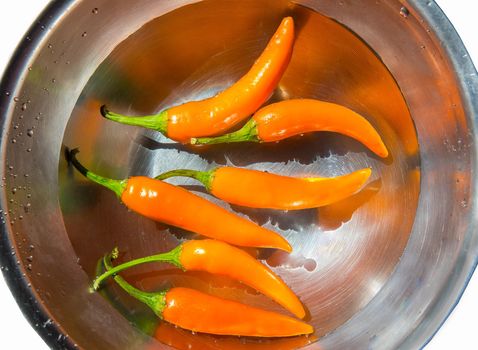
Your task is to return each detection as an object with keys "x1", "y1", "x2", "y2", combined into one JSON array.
[{"x1": 100, "y1": 16, "x2": 295, "y2": 142}]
